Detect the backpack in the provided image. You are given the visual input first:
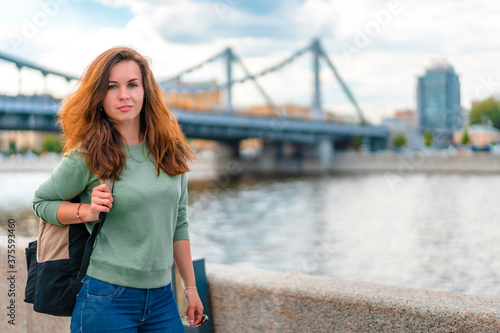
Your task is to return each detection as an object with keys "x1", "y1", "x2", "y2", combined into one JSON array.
[{"x1": 24, "y1": 179, "x2": 113, "y2": 317}]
